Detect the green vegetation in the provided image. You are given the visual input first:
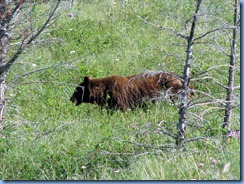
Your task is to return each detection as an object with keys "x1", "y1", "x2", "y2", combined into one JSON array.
[{"x1": 1, "y1": 0, "x2": 240, "y2": 180}]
